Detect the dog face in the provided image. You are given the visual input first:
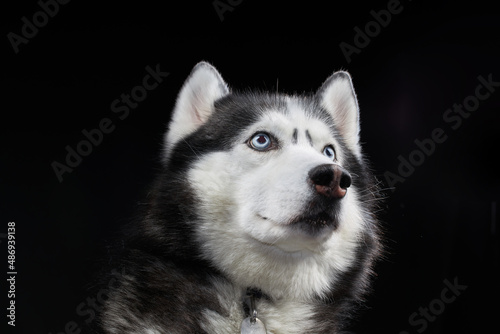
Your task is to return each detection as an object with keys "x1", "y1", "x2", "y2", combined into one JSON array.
[{"x1": 163, "y1": 62, "x2": 373, "y2": 300}]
